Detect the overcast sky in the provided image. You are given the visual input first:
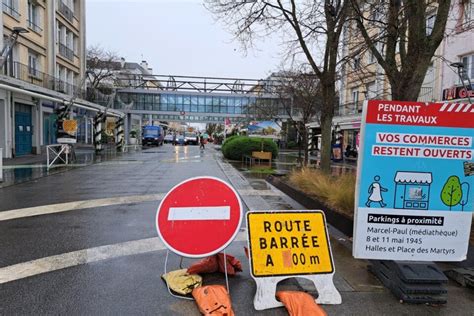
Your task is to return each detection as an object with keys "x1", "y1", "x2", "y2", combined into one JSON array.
[{"x1": 86, "y1": 0, "x2": 283, "y2": 79}]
